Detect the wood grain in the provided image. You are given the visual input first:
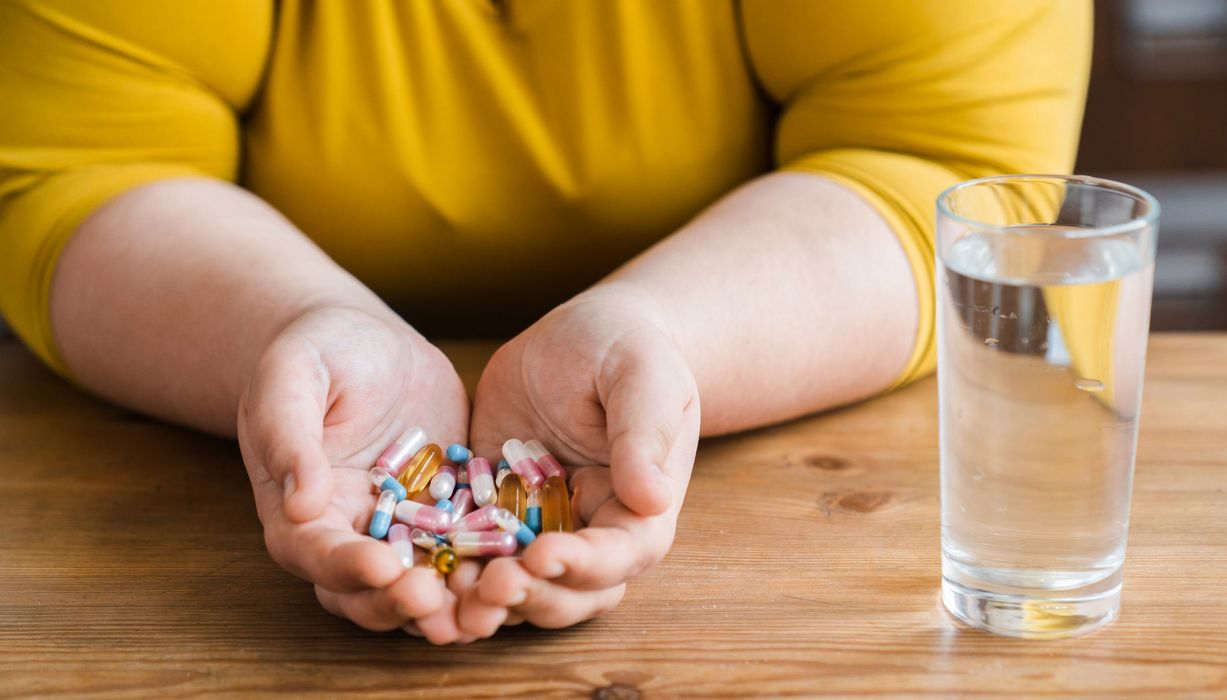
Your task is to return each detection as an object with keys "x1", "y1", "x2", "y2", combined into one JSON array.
[{"x1": 0, "y1": 334, "x2": 1224, "y2": 698}]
